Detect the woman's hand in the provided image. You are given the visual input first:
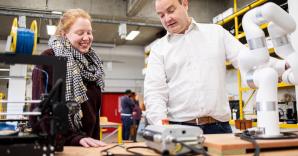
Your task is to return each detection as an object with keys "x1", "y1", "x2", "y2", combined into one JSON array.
[{"x1": 79, "y1": 137, "x2": 107, "y2": 147}]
